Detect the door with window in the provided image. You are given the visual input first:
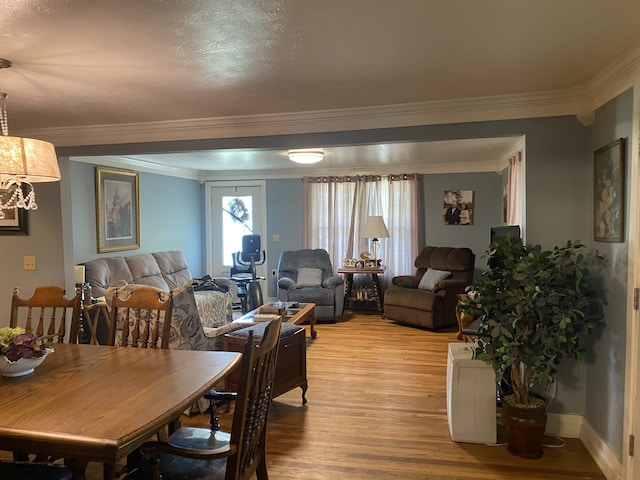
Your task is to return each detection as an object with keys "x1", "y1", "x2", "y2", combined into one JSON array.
[{"x1": 205, "y1": 181, "x2": 267, "y2": 303}]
